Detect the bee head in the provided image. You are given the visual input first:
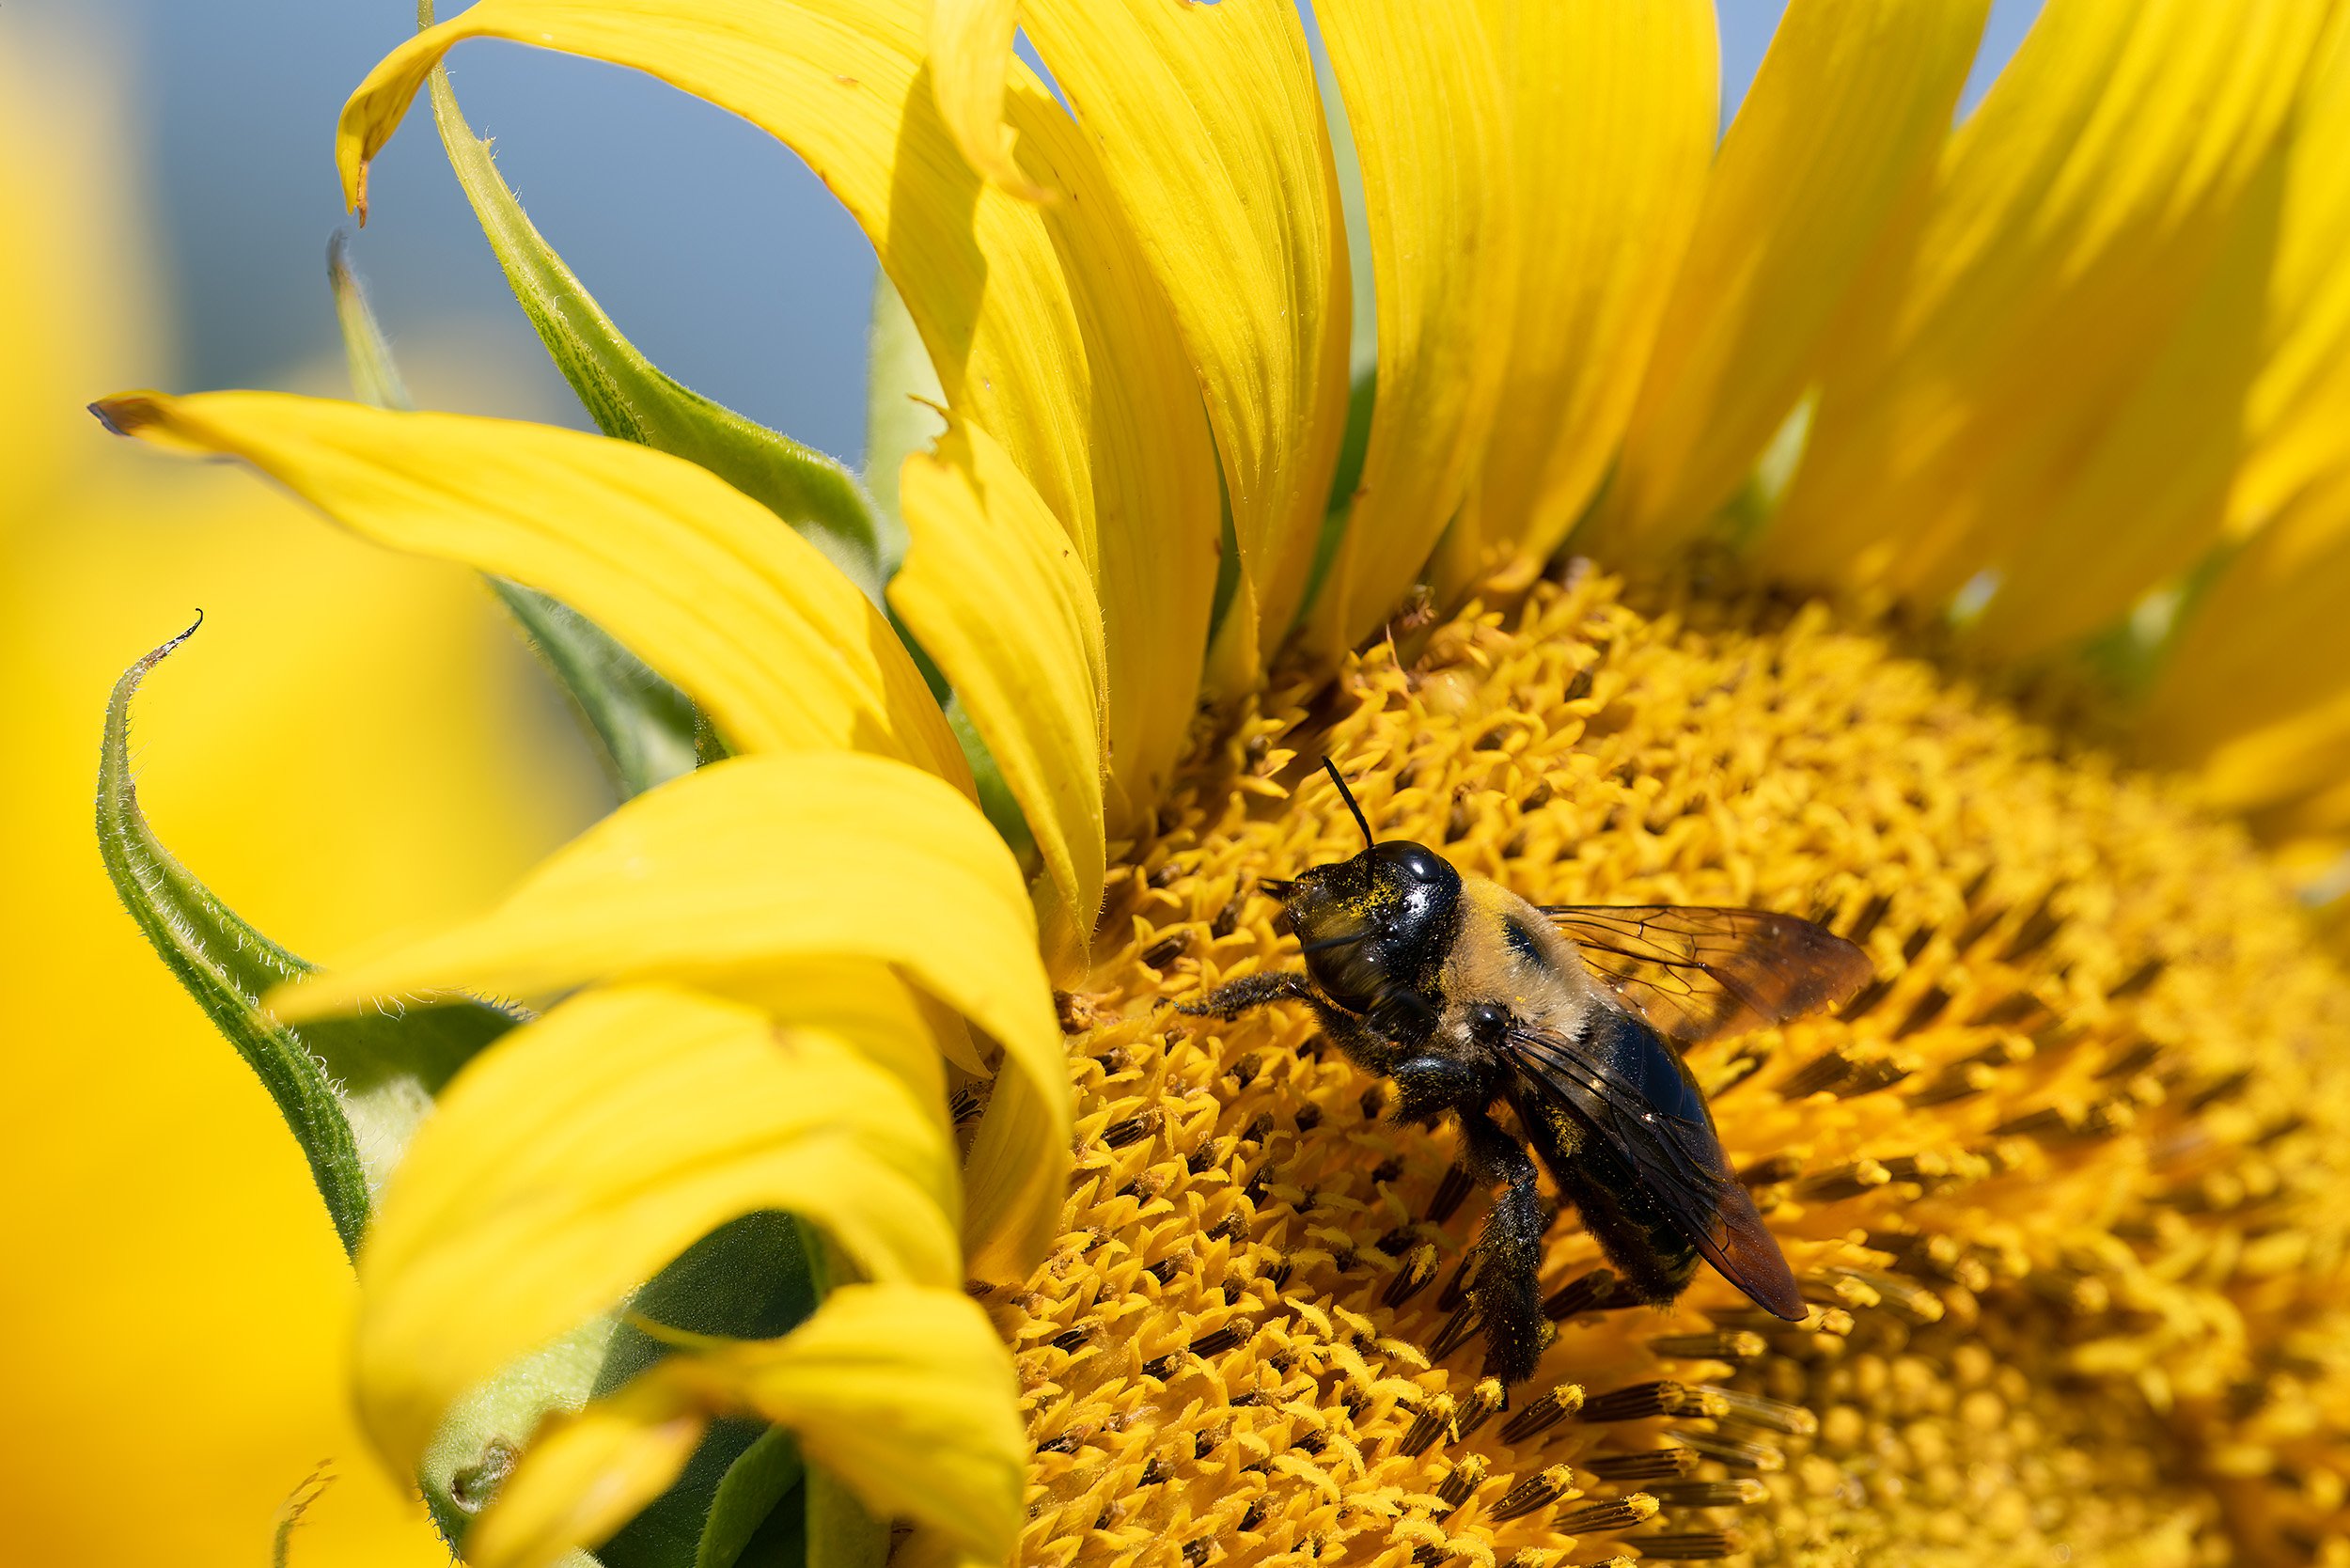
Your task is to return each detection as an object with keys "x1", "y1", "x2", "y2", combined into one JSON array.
[{"x1": 1266, "y1": 762, "x2": 1462, "y2": 1017}]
